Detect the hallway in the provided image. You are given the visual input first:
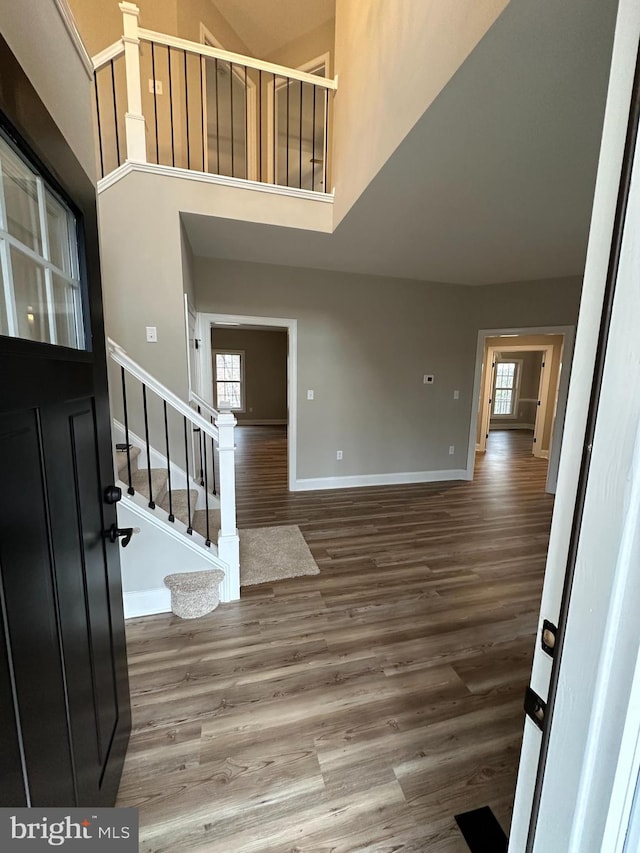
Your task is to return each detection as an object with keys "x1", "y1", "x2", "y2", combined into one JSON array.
[{"x1": 119, "y1": 426, "x2": 552, "y2": 851}]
